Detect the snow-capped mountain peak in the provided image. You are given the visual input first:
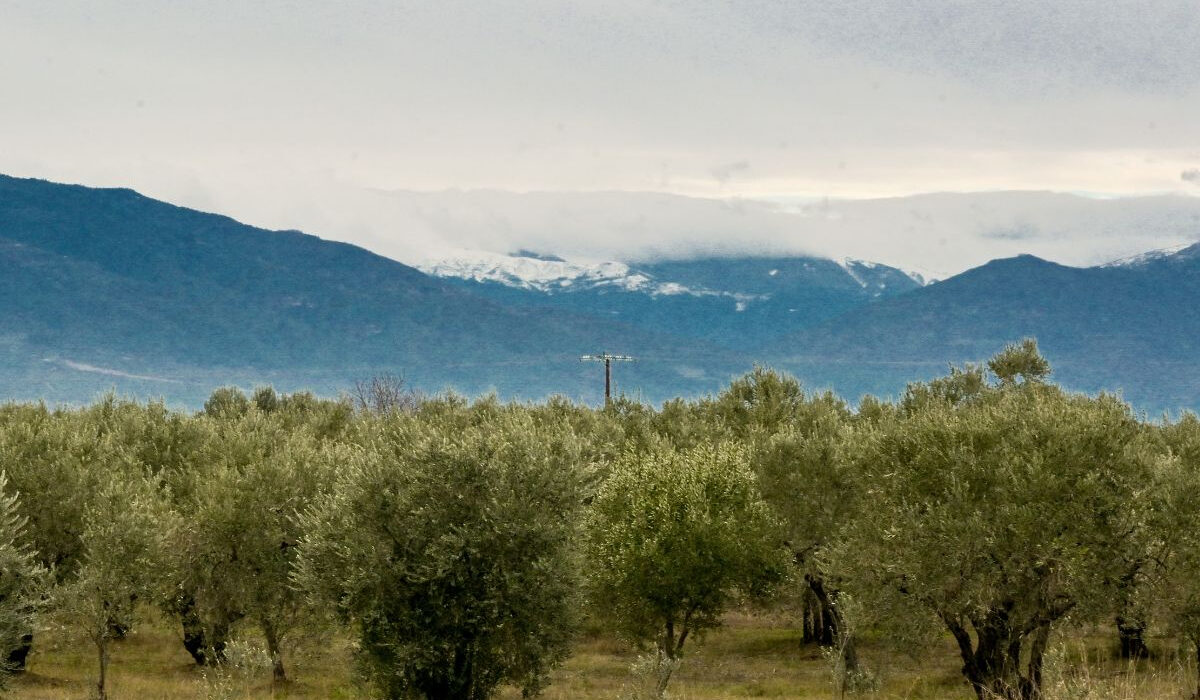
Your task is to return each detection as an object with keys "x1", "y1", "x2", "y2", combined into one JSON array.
[
  {"x1": 415, "y1": 248, "x2": 930, "y2": 331},
  {"x1": 837, "y1": 257, "x2": 936, "y2": 289},
  {"x1": 1100, "y1": 243, "x2": 1194, "y2": 268},
  {"x1": 415, "y1": 250, "x2": 634, "y2": 292},
  {"x1": 415, "y1": 249, "x2": 720, "y2": 296}
]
